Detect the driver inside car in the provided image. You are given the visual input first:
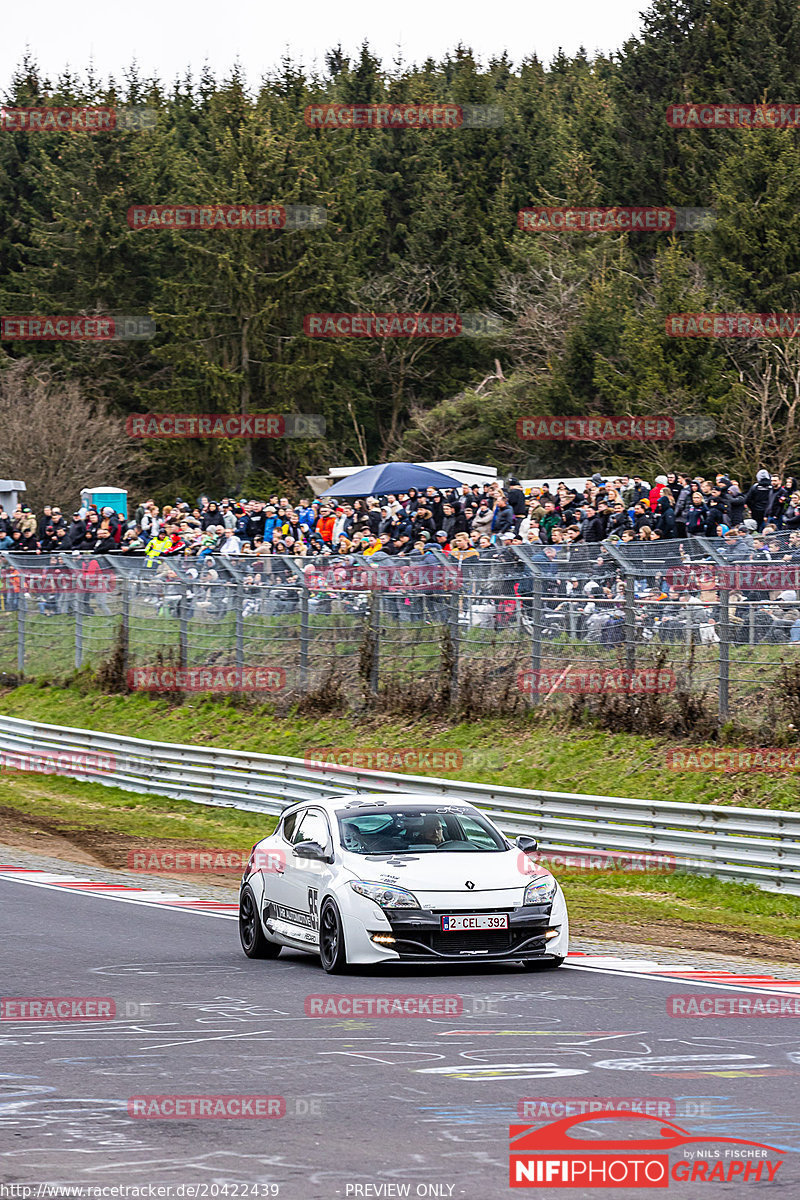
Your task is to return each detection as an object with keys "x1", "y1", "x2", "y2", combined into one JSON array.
[{"x1": 416, "y1": 814, "x2": 446, "y2": 847}]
